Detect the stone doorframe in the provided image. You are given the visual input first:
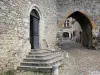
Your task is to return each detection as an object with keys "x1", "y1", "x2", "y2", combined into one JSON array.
[{"x1": 28, "y1": 4, "x2": 44, "y2": 49}]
